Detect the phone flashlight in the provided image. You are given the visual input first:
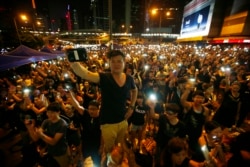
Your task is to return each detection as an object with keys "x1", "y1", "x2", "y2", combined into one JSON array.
[
  {"x1": 225, "y1": 67, "x2": 230, "y2": 71},
  {"x1": 31, "y1": 63, "x2": 37, "y2": 69},
  {"x1": 23, "y1": 88, "x2": 31, "y2": 94},
  {"x1": 201, "y1": 145, "x2": 207, "y2": 152},
  {"x1": 149, "y1": 94, "x2": 157, "y2": 101},
  {"x1": 65, "y1": 84, "x2": 71, "y2": 90},
  {"x1": 189, "y1": 78, "x2": 196, "y2": 82},
  {"x1": 144, "y1": 65, "x2": 149, "y2": 70},
  {"x1": 64, "y1": 73, "x2": 69, "y2": 78},
  {"x1": 105, "y1": 63, "x2": 109, "y2": 68}
]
